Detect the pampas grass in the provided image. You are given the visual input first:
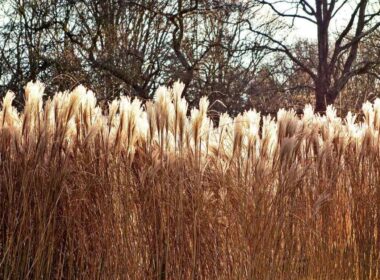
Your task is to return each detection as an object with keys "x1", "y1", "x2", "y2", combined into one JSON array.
[{"x1": 0, "y1": 80, "x2": 380, "y2": 279}]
